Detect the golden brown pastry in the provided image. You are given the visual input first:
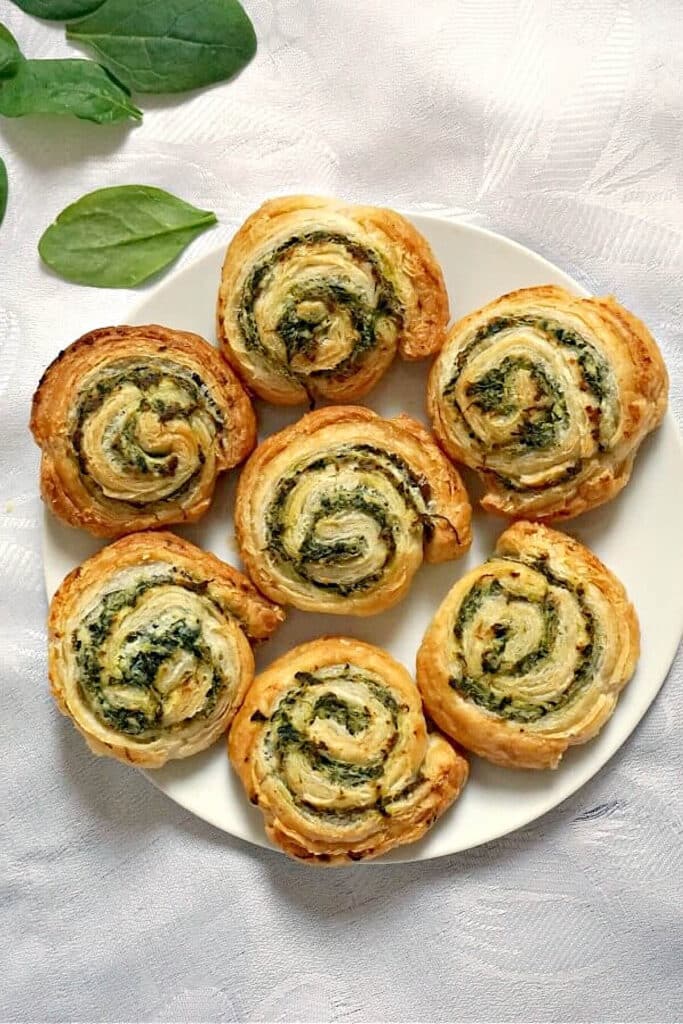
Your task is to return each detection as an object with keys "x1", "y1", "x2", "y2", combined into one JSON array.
[
  {"x1": 428, "y1": 285, "x2": 668, "y2": 520},
  {"x1": 217, "y1": 195, "x2": 449, "y2": 405},
  {"x1": 48, "y1": 531, "x2": 284, "y2": 768},
  {"x1": 416, "y1": 522, "x2": 639, "y2": 770},
  {"x1": 235, "y1": 406, "x2": 472, "y2": 615},
  {"x1": 229, "y1": 636, "x2": 468, "y2": 864},
  {"x1": 31, "y1": 324, "x2": 257, "y2": 537}
]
